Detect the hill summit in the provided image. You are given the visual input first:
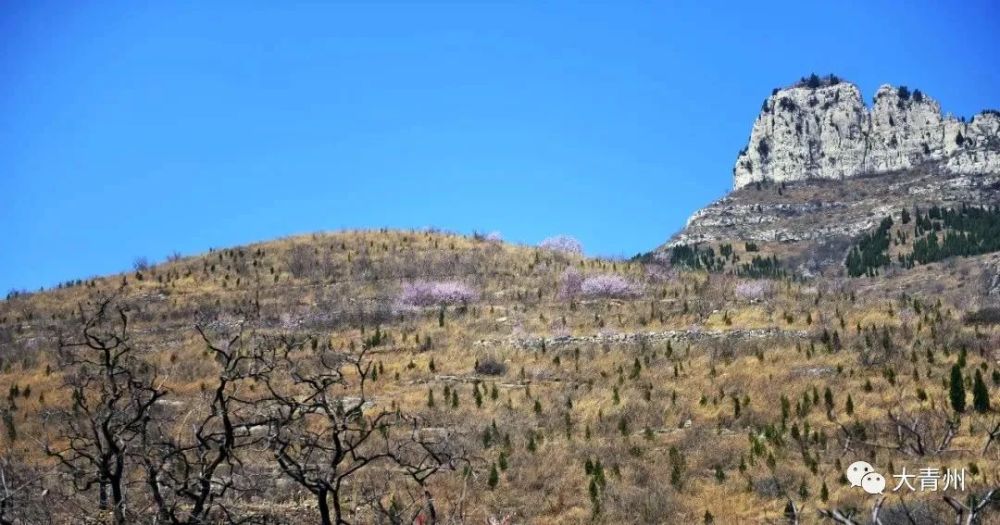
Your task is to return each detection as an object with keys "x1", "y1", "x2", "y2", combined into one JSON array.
[{"x1": 733, "y1": 74, "x2": 1000, "y2": 189}]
